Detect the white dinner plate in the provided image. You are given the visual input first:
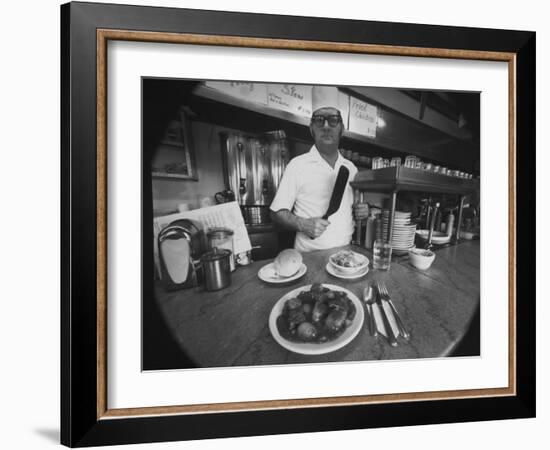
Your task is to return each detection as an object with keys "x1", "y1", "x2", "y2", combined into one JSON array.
[
  {"x1": 382, "y1": 210, "x2": 410, "y2": 216},
  {"x1": 383, "y1": 236, "x2": 415, "y2": 242},
  {"x1": 268, "y1": 284, "x2": 364, "y2": 355},
  {"x1": 393, "y1": 245, "x2": 415, "y2": 255},
  {"x1": 382, "y1": 217, "x2": 411, "y2": 222},
  {"x1": 382, "y1": 222, "x2": 416, "y2": 228},
  {"x1": 391, "y1": 242, "x2": 415, "y2": 248},
  {"x1": 382, "y1": 222, "x2": 412, "y2": 226},
  {"x1": 325, "y1": 262, "x2": 369, "y2": 279},
  {"x1": 258, "y1": 262, "x2": 307, "y2": 284}
]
